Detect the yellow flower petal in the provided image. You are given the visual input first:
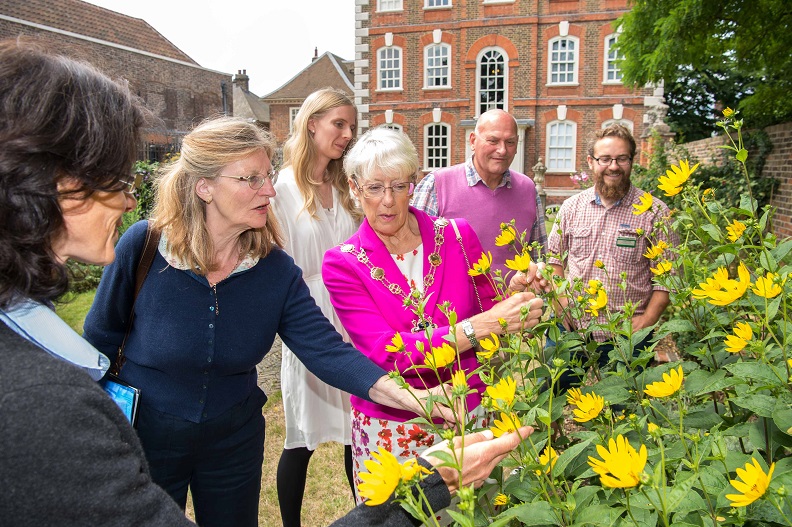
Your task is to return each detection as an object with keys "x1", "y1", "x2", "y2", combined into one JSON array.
[
  {"x1": 644, "y1": 365, "x2": 684, "y2": 398},
  {"x1": 505, "y1": 252, "x2": 532, "y2": 274},
  {"x1": 571, "y1": 392, "x2": 604, "y2": 423},
  {"x1": 486, "y1": 376, "x2": 517, "y2": 411},
  {"x1": 650, "y1": 260, "x2": 672, "y2": 276},
  {"x1": 424, "y1": 342, "x2": 456, "y2": 369},
  {"x1": 491, "y1": 411, "x2": 521, "y2": 437},
  {"x1": 538, "y1": 446, "x2": 558, "y2": 473},
  {"x1": 726, "y1": 219, "x2": 746, "y2": 242},
  {"x1": 632, "y1": 192, "x2": 653, "y2": 215},
  {"x1": 643, "y1": 240, "x2": 669, "y2": 260},
  {"x1": 477, "y1": 333, "x2": 500, "y2": 360},
  {"x1": 587, "y1": 288, "x2": 608, "y2": 317},
  {"x1": 468, "y1": 251, "x2": 492, "y2": 277},
  {"x1": 385, "y1": 333, "x2": 405, "y2": 353},
  {"x1": 358, "y1": 447, "x2": 402, "y2": 506},
  {"x1": 495, "y1": 226, "x2": 517, "y2": 246},
  {"x1": 751, "y1": 272, "x2": 783, "y2": 299},
  {"x1": 691, "y1": 263, "x2": 750, "y2": 306},
  {"x1": 587, "y1": 434, "x2": 647, "y2": 488},
  {"x1": 725, "y1": 458, "x2": 774, "y2": 507}
]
